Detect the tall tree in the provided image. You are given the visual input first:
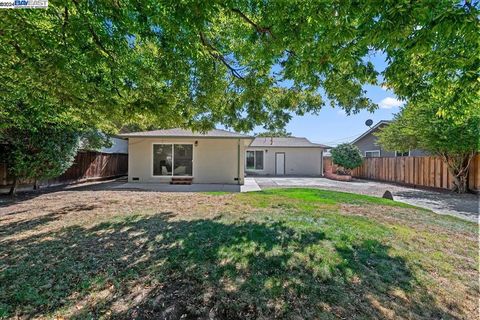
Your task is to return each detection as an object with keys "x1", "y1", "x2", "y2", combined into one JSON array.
[{"x1": 376, "y1": 104, "x2": 479, "y2": 193}]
